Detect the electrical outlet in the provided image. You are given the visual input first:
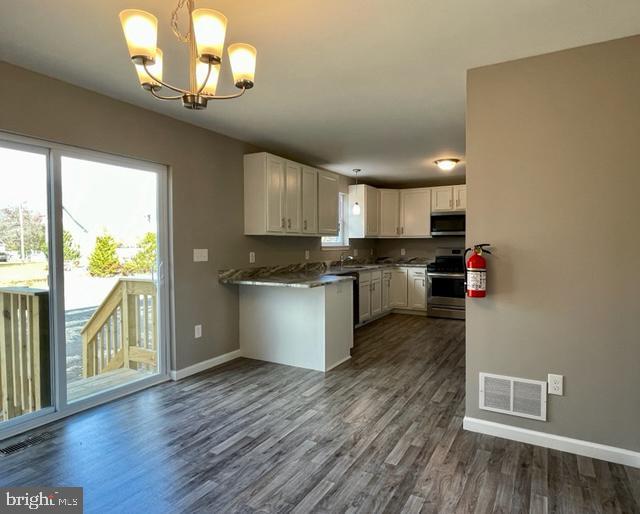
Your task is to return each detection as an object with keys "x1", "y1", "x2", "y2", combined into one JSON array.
[
  {"x1": 193, "y1": 249, "x2": 208, "y2": 262},
  {"x1": 370, "y1": 248, "x2": 374, "y2": 256},
  {"x1": 304, "y1": 250, "x2": 310, "y2": 260},
  {"x1": 249, "y1": 251, "x2": 255, "y2": 264},
  {"x1": 353, "y1": 249, "x2": 359, "y2": 257},
  {"x1": 194, "y1": 324, "x2": 202, "y2": 339},
  {"x1": 548, "y1": 374, "x2": 563, "y2": 395},
  {"x1": 400, "y1": 248, "x2": 406, "y2": 256}
]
